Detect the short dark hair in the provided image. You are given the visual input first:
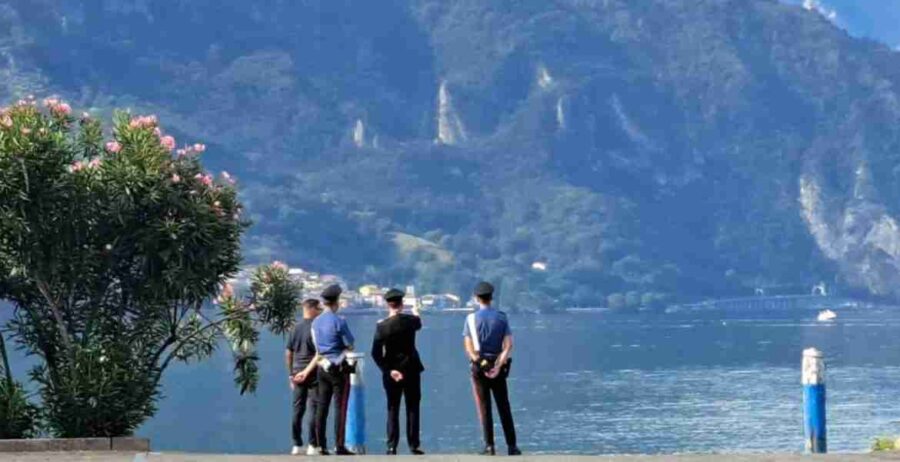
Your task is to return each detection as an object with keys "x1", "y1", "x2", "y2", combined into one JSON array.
[
  {"x1": 386, "y1": 298, "x2": 403, "y2": 308},
  {"x1": 322, "y1": 296, "x2": 339, "y2": 306},
  {"x1": 476, "y1": 294, "x2": 492, "y2": 304},
  {"x1": 302, "y1": 299, "x2": 320, "y2": 309}
]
